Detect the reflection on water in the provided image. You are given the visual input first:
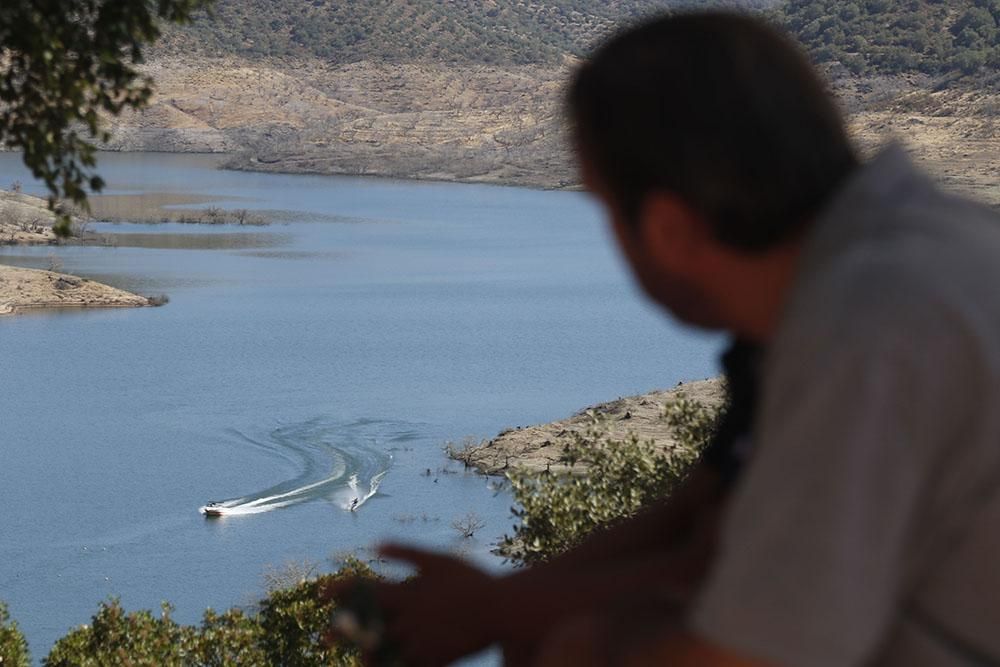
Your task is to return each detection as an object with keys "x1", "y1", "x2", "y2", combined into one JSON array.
[
  {"x1": 89, "y1": 194, "x2": 372, "y2": 226},
  {"x1": 236, "y1": 249, "x2": 345, "y2": 260},
  {"x1": 0, "y1": 254, "x2": 51, "y2": 270},
  {"x1": 89, "y1": 193, "x2": 235, "y2": 222},
  {"x1": 80, "y1": 273, "x2": 219, "y2": 294},
  {"x1": 103, "y1": 231, "x2": 291, "y2": 250},
  {"x1": 260, "y1": 210, "x2": 393, "y2": 225}
]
